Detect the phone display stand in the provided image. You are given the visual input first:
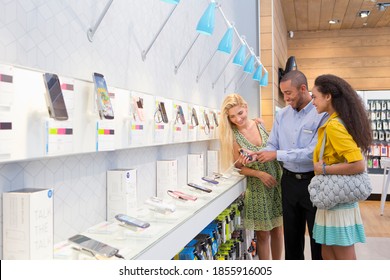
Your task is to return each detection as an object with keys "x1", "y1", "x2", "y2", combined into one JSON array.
[
  {"x1": 144, "y1": 197, "x2": 176, "y2": 214},
  {"x1": 0, "y1": 65, "x2": 14, "y2": 108},
  {"x1": 96, "y1": 120, "x2": 115, "y2": 151},
  {"x1": 45, "y1": 119, "x2": 74, "y2": 155}
]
